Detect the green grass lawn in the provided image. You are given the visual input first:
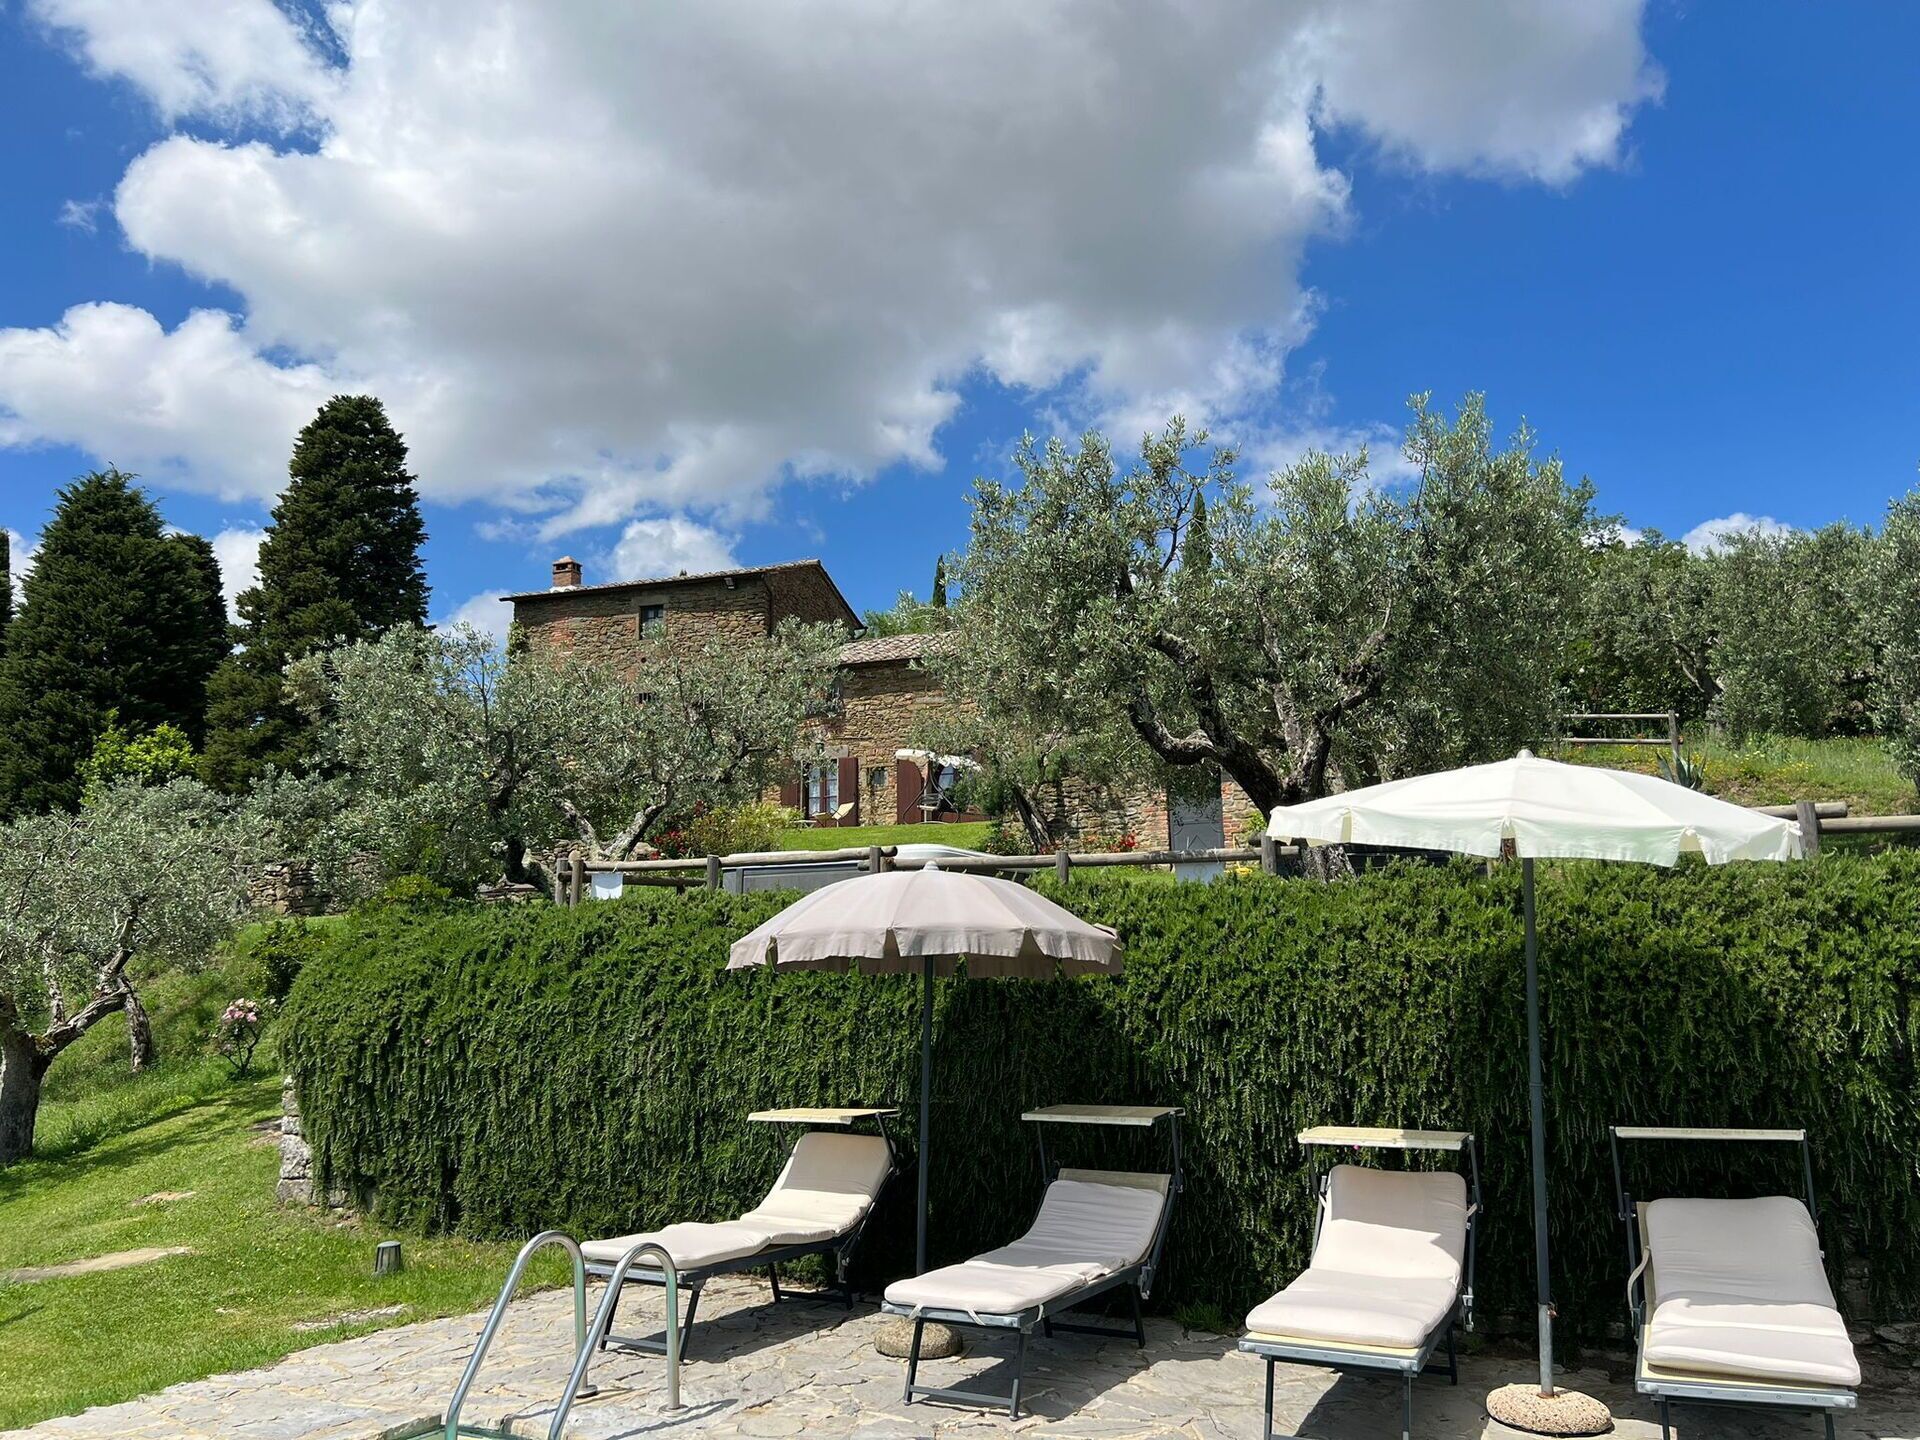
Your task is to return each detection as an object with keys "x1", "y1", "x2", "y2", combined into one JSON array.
[
  {"x1": 778, "y1": 820, "x2": 994, "y2": 851},
  {"x1": 1556, "y1": 732, "x2": 1915, "y2": 816},
  {"x1": 0, "y1": 926, "x2": 538, "y2": 1429},
  {"x1": 0, "y1": 1080, "x2": 538, "y2": 1429}
]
